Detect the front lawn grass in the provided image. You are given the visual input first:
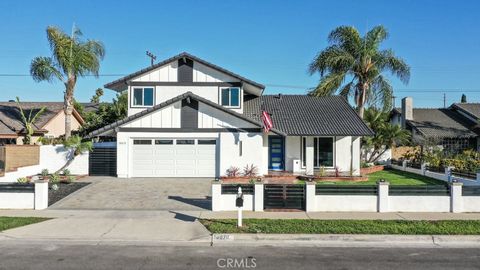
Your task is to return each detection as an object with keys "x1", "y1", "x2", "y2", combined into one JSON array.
[
  {"x1": 200, "y1": 219, "x2": 480, "y2": 235},
  {"x1": 0, "y1": 217, "x2": 50, "y2": 232},
  {"x1": 316, "y1": 169, "x2": 445, "y2": 185}
]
